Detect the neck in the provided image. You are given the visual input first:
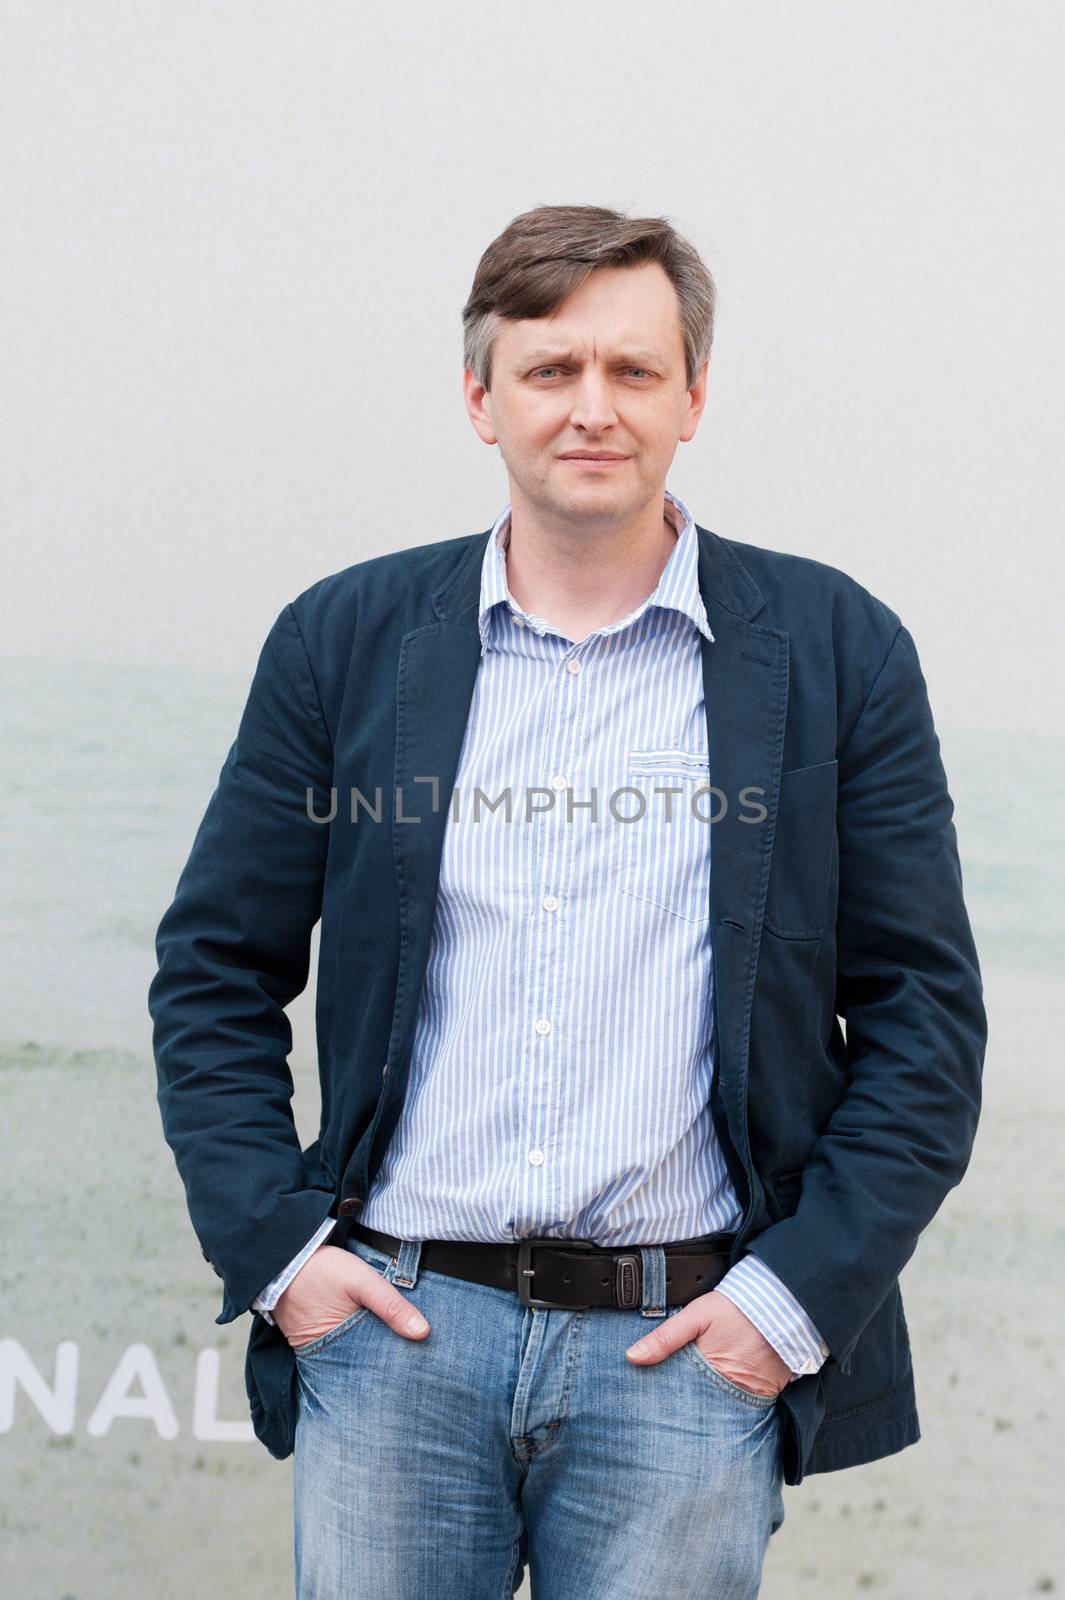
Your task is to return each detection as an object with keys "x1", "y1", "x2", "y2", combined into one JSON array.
[{"x1": 501, "y1": 490, "x2": 679, "y2": 642}]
